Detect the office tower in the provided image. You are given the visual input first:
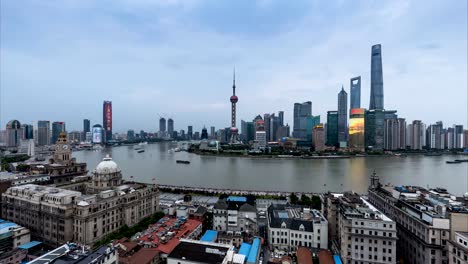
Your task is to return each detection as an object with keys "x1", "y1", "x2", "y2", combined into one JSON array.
[
  {"x1": 229, "y1": 69, "x2": 239, "y2": 143},
  {"x1": 326, "y1": 111, "x2": 338, "y2": 147},
  {"x1": 210, "y1": 126, "x2": 216, "y2": 139},
  {"x1": 83, "y1": 119, "x2": 90, "y2": 134},
  {"x1": 194, "y1": 132, "x2": 200, "y2": 140},
  {"x1": 255, "y1": 130, "x2": 266, "y2": 149},
  {"x1": 384, "y1": 118, "x2": 406, "y2": 150},
  {"x1": 405, "y1": 124, "x2": 412, "y2": 148},
  {"x1": 246, "y1": 122, "x2": 255, "y2": 142},
  {"x1": 253, "y1": 115, "x2": 263, "y2": 132},
  {"x1": 103, "y1": 101, "x2": 112, "y2": 142},
  {"x1": 51, "y1": 122, "x2": 66, "y2": 144},
  {"x1": 263, "y1": 113, "x2": 271, "y2": 143},
  {"x1": 312, "y1": 124, "x2": 325, "y2": 151},
  {"x1": 179, "y1": 130, "x2": 185, "y2": 139},
  {"x1": 127, "y1": 129, "x2": 135, "y2": 141},
  {"x1": 38, "y1": 121, "x2": 50, "y2": 146},
  {"x1": 369, "y1": 44, "x2": 384, "y2": 110},
  {"x1": 338, "y1": 87, "x2": 348, "y2": 144},
  {"x1": 188, "y1": 126, "x2": 193, "y2": 140},
  {"x1": 168, "y1": 118, "x2": 174, "y2": 138},
  {"x1": 349, "y1": 108, "x2": 366, "y2": 151},
  {"x1": 22, "y1": 124, "x2": 33, "y2": 140},
  {"x1": 92, "y1": 124, "x2": 103, "y2": 144},
  {"x1": 306, "y1": 115, "x2": 320, "y2": 142},
  {"x1": 140, "y1": 130, "x2": 146, "y2": 140},
  {"x1": 270, "y1": 114, "x2": 280, "y2": 142},
  {"x1": 278, "y1": 111, "x2": 284, "y2": 127},
  {"x1": 5, "y1": 120, "x2": 22, "y2": 147},
  {"x1": 293, "y1": 101, "x2": 312, "y2": 139},
  {"x1": 276, "y1": 124, "x2": 290, "y2": 140},
  {"x1": 365, "y1": 110, "x2": 385, "y2": 150},
  {"x1": 350, "y1": 76, "x2": 361, "y2": 110},
  {"x1": 201, "y1": 127, "x2": 208, "y2": 140}
]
